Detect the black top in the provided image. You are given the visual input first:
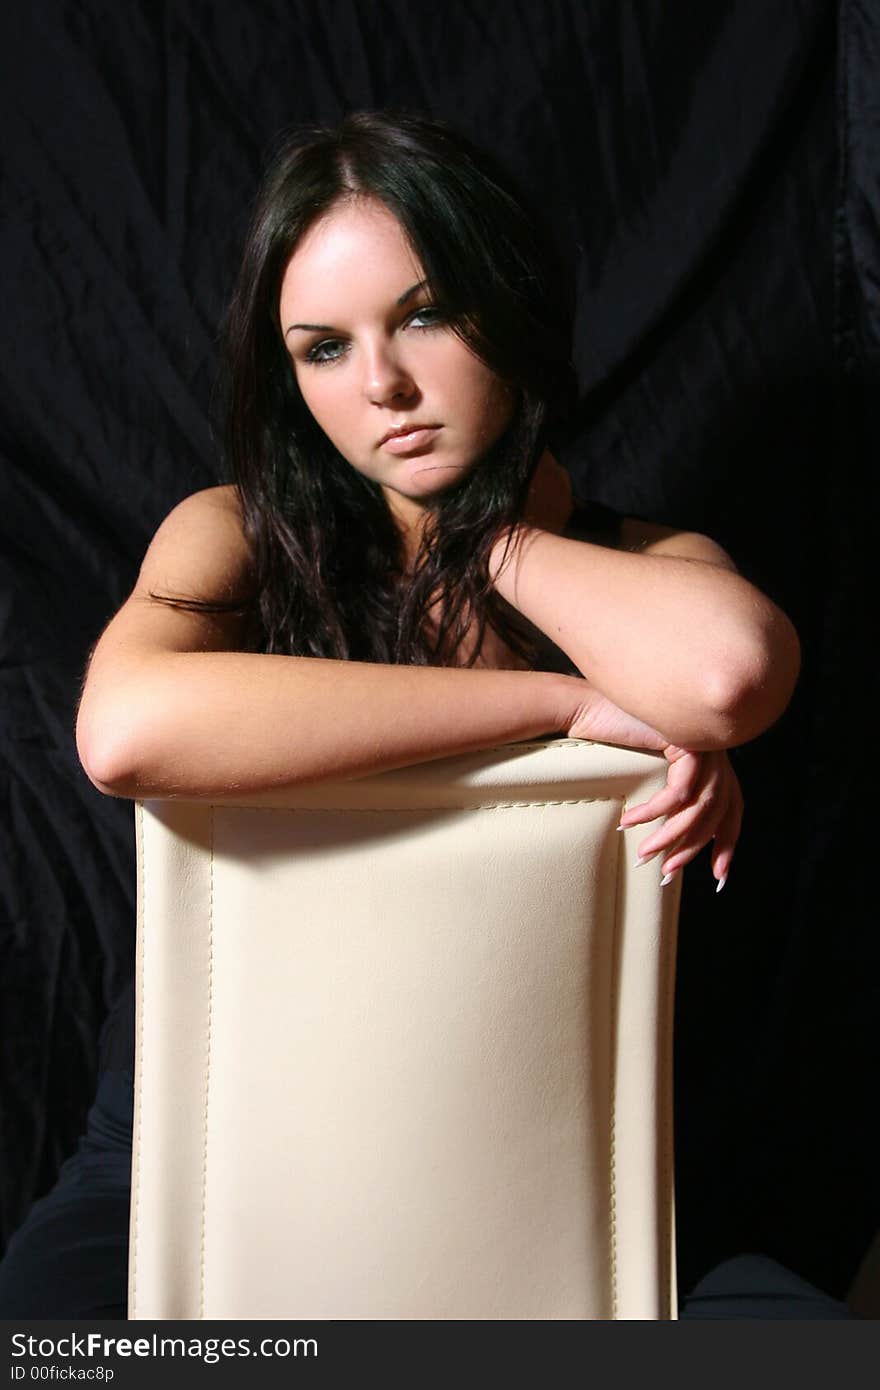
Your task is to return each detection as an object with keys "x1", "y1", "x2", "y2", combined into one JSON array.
[
  {"x1": 98, "y1": 975, "x2": 135, "y2": 1077},
  {"x1": 563, "y1": 496, "x2": 624, "y2": 550}
]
